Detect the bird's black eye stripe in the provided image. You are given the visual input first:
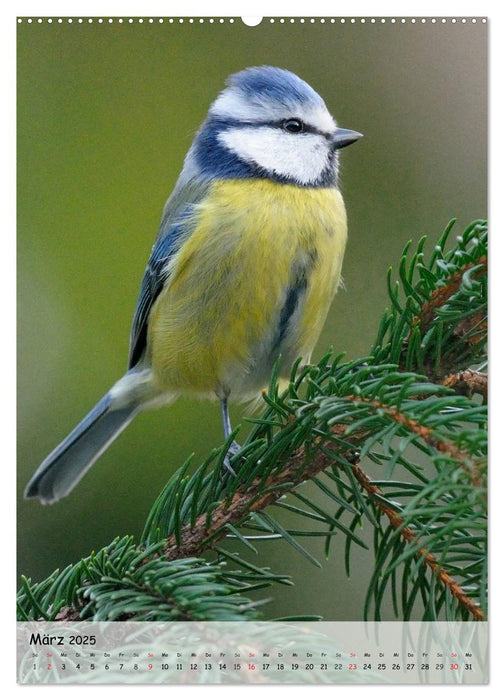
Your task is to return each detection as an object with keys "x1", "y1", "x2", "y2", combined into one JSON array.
[{"x1": 282, "y1": 118, "x2": 304, "y2": 133}]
